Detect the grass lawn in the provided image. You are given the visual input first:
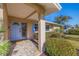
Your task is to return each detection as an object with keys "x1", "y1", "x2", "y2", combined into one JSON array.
[
  {"x1": 67, "y1": 39, "x2": 79, "y2": 49},
  {"x1": 64, "y1": 35, "x2": 79, "y2": 49},
  {"x1": 65, "y1": 35, "x2": 79, "y2": 55},
  {"x1": 65, "y1": 35, "x2": 79, "y2": 38}
]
